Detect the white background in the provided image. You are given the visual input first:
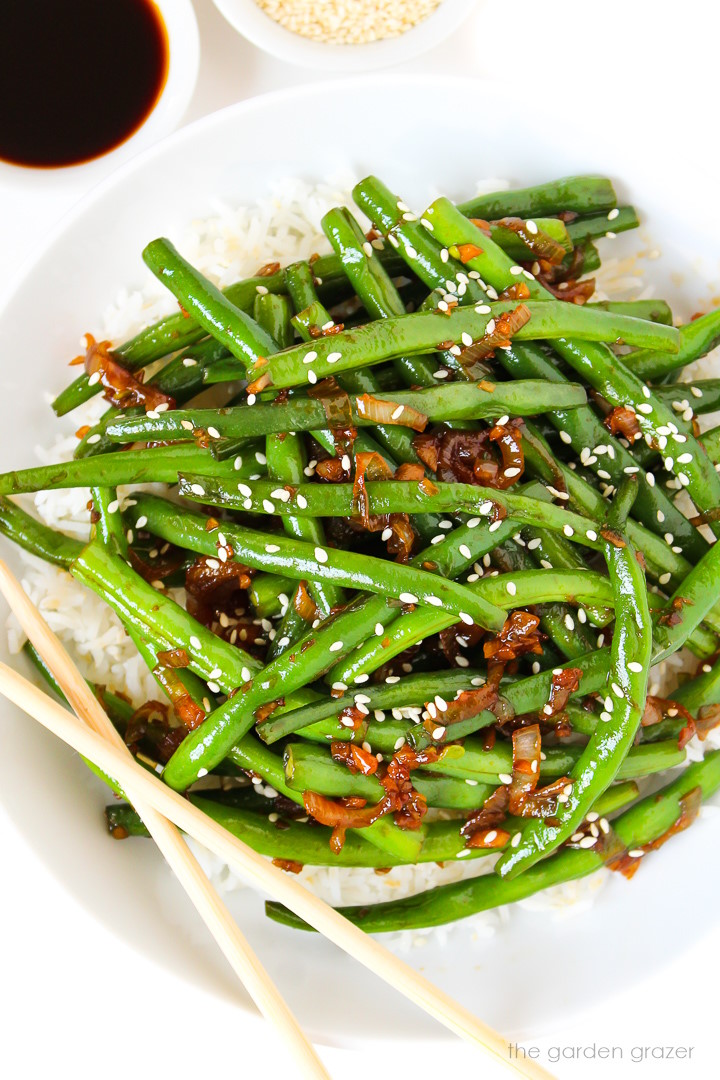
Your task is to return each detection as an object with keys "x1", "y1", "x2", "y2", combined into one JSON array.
[{"x1": 0, "y1": 1, "x2": 718, "y2": 1077}]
